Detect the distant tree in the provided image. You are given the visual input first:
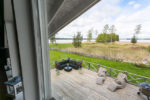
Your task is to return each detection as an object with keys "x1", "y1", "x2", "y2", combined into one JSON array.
[
  {"x1": 96, "y1": 24, "x2": 119, "y2": 43},
  {"x1": 131, "y1": 24, "x2": 142, "y2": 44},
  {"x1": 131, "y1": 35, "x2": 137, "y2": 44},
  {"x1": 116, "y1": 34, "x2": 119, "y2": 41},
  {"x1": 87, "y1": 29, "x2": 92, "y2": 42},
  {"x1": 95, "y1": 30, "x2": 98, "y2": 36},
  {"x1": 50, "y1": 34, "x2": 56, "y2": 44},
  {"x1": 95, "y1": 30, "x2": 98, "y2": 42},
  {"x1": 103, "y1": 24, "x2": 109, "y2": 34},
  {"x1": 72, "y1": 32, "x2": 83, "y2": 48},
  {"x1": 109, "y1": 25, "x2": 116, "y2": 43},
  {"x1": 96, "y1": 33, "x2": 119, "y2": 43},
  {"x1": 135, "y1": 24, "x2": 142, "y2": 35}
]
